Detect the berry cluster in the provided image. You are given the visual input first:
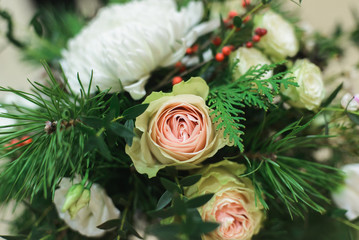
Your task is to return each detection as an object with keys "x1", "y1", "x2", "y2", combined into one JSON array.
[
  {"x1": 246, "y1": 27, "x2": 267, "y2": 48},
  {"x1": 4, "y1": 136, "x2": 32, "y2": 150}
]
